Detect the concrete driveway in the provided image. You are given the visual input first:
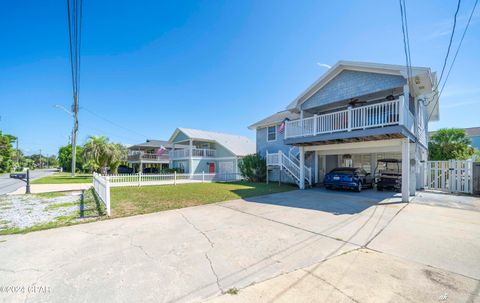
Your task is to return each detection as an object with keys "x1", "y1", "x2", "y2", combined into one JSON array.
[{"x1": 0, "y1": 189, "x2": 479, "y2": 302}]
